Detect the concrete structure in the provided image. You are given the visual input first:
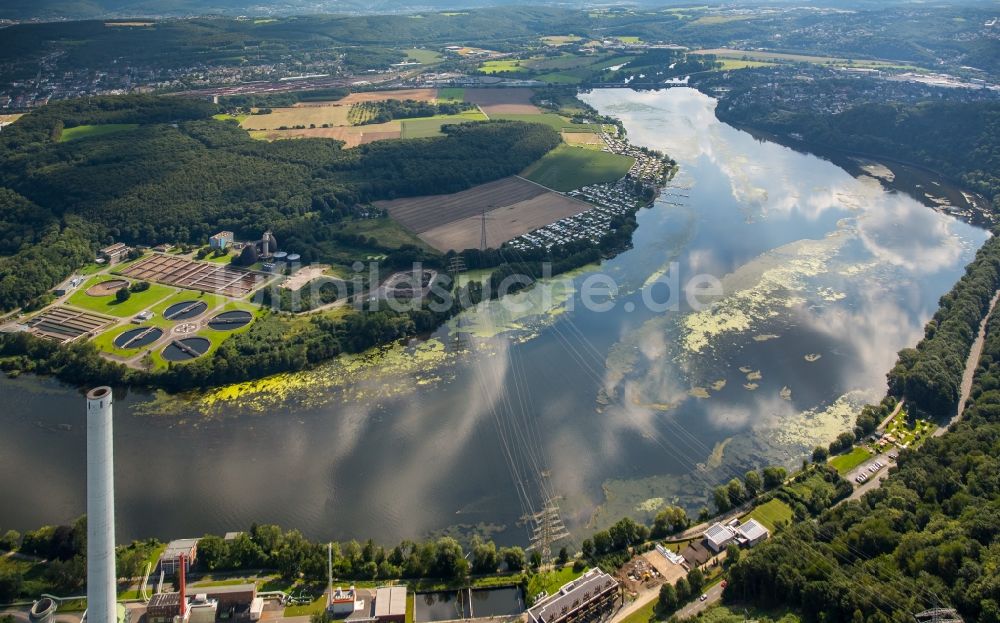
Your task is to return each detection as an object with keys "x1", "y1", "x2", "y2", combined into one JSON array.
[
  {"x1": 735, "y1": 519, "x2": 770, "y2": 548},
  {"x1": 99, "y1": 243, "x2": 131, "y2": 265},
  {"x1": 703, "y1": 522, "x2": 736, "y2": 553},
  {"x1": 373, "y1": 586, "x2": 406, "y2": 623},
  {"x1": 655, "y1": 543, "x2": 684, "y2": 566},
  {"x1": 193, "y1": 583, "x2": 256, "y2": 609},
  {"x1": 330, "y1": 587, "x2": 363, "y2": 616},
  {"x1": 209, "y1": 231, "x2": 234, "y2": 250},
  {"x1": 527, "y1": 568, "x2": 619, "y2": 623},
  {"x1": 86, "y1": 386, "x2": 117, "y2": 623},
  {"x1": 160, "y1": 538, "x2": 199, "y2": 574}
]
